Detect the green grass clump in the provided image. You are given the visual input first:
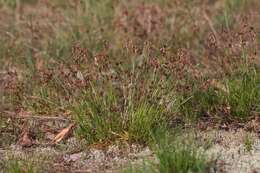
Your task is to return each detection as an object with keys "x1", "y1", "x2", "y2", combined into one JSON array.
[
  {"x1": 180, "y1": 68, "x2": 260, "y2": 121},
  {"x1": 244, "y1": 133, "x2": 253, "y2": 152},
  {"x1": 123, "y1": 130, "x2": 213, "y2": 173},
  {"x1": 74, "y1": 86, "x2": 125, "y2": 143},
  {"x1": 154, "y1": 133, "x2": 210, "y2": 173},
  {"x1": 0, "y1": 0, "x2": 259, "y2": 152},
  {"x1": 73, "y1": 62, "x2": 260, "y2": 144},
  {"x1": 224, "y1": 69, "x2": 260, "y2": 120},
  {"x1": 129, "y1": 102, "x2": 166, "y2": 143},
  {"x1": 74, "y1": 83, "x2": 168, "y2": 144},
  {"x1": 180, "y1": 85, "x2": 220, "y2": 120}
]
